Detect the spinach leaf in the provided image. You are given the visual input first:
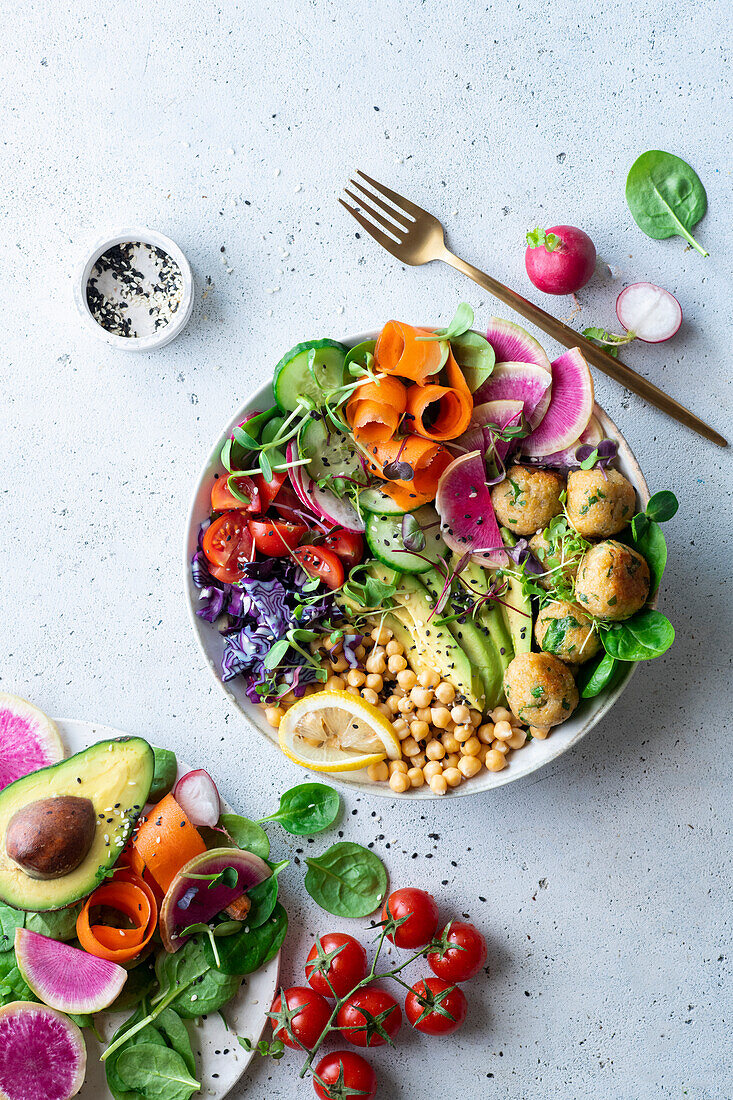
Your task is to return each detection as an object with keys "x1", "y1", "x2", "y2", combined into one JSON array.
[
  {"x1": 149, "y1": 748, "x2": 178, "y2": 801},
  {"x1": 110, "y1": 957, "x2": 157, "y2": 1013},
  {"x1": 0, "y1": 903, "x2": 24, "y2": 950},
  {"x1": 305, "y1": 842, "x2": 387, "y2": 918},
  {"x1": 600, "y1": 609, "x2": 675, "y2": 661},
  {"x1": 204, "y1": 903, "x2": 288, "y2": 976},
  {"x1": 155, "y1": 1008, "x2": 196, "y2": 1077},
  {"x1": 0, "y1": 948, "x2": 35, "y2": 1006},
  {"x1": 246, "y1": 859, "x2": 289, "y2": 929},
  {"x1": 25, "y1": 904, "x2": 82, "y2": 942},
  {"x1": 117, "y1": 1044, "x2": 200, "y2": 1100},
  {"x1": 219, "y1": 813, "x2": 270, "y2": 859},
  {"x1": 626, "y1": 150, "x2": 708, "y2": 256},
  {"x1": 450, "y1": 330, "x2": 495, "y2": 392},
  {"x1": 631, "y1": 518, "x2": 667, "y2": 592},
  {"x1": 645, "y1": 490, "x2": 679, "y2": 523},
  {"x1": 259, "y1": 783, "x2": 340, "y2": 836},
  {"x1": 156, "y1": 936, "x2": 242, "y2": 1019},
  {"x1": 105, "y1": 1005, "x2": 168, "y2": 1100},
  {"x1": 577, "y1": 652, "x2": 621, "y2": 698}
]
